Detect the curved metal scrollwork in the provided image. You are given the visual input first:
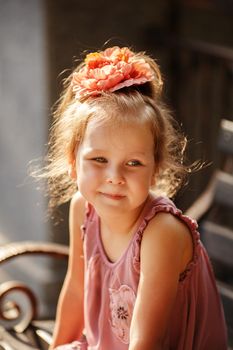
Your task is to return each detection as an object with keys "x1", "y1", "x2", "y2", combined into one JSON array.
[
  {"x1": 0, "y1": 241, "x2": 68, "y2": 349},
  {"x1": 0, "y1": 281, "x2": 38, "y2": 333}
]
